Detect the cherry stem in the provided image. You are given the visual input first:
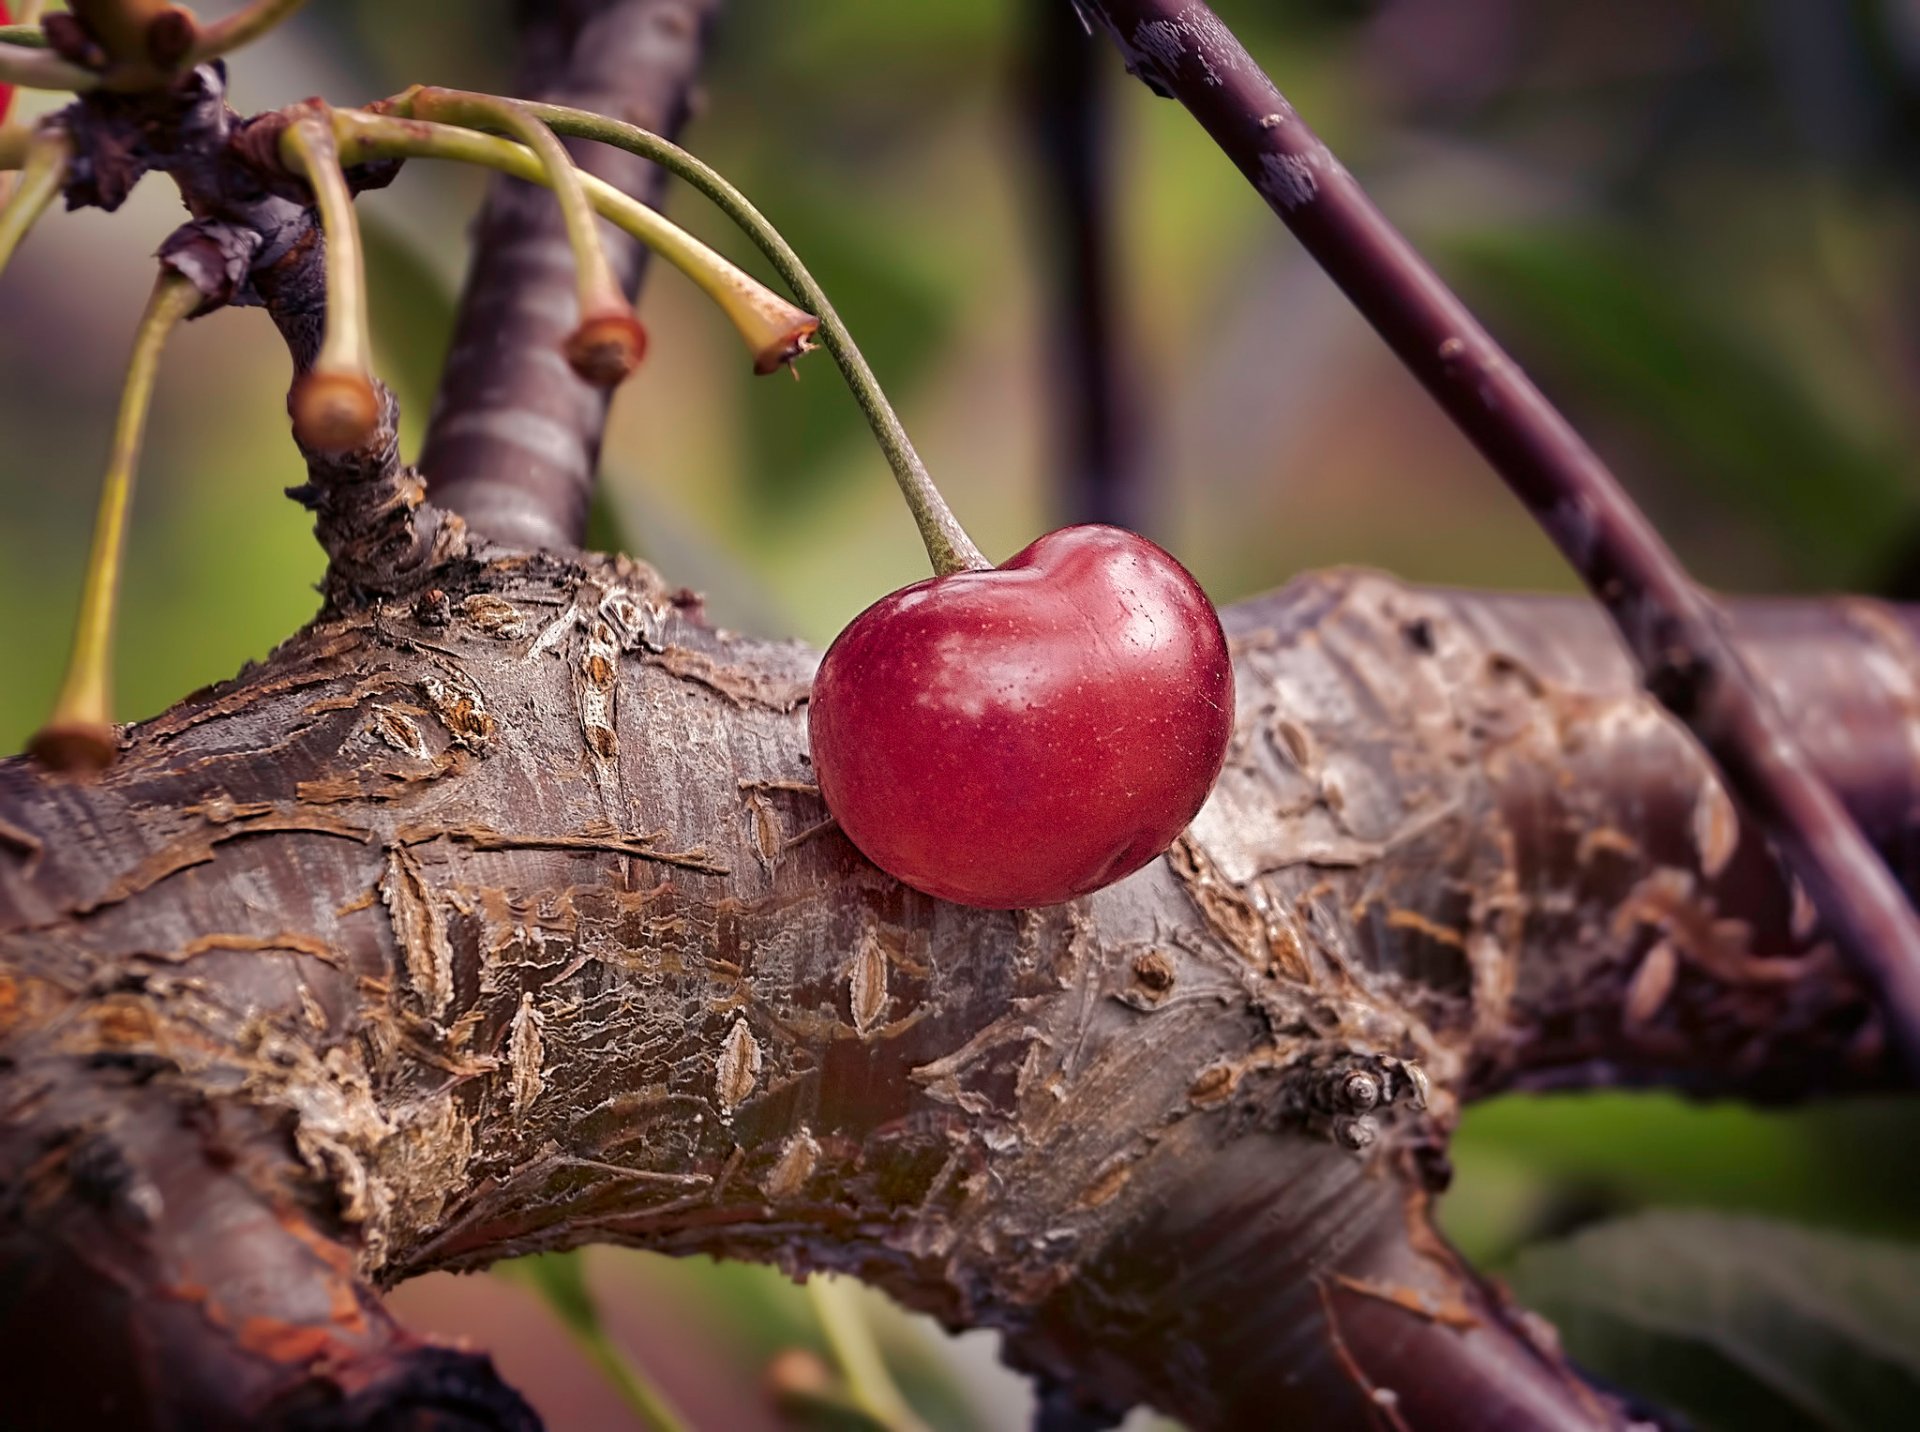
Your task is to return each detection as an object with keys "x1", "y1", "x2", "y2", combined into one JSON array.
[
  {"x1": 332, "y1": 108, "x2": 819, "y2": 383},
  {"x1": 0, "y1": 124, "x2": 66, "y2": 276},
  {"x1": 187, "y1": 0, "x2": 309, "y2": 66},
  {"x1": 0, "y1": 37, "x2": 93, "y2": 91},
  {"x1": 278, "y1": 110, "x2": 375, "y2": 380},
  {"x1": 395, "y1": 89, "x2": 639, "y2": 379},
  {"x1": 32, "y1": 269, "x2": 201, "y2": 769},
  {"x1": 517, "y1": 101, "x2": 991, "y2": 575}
]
